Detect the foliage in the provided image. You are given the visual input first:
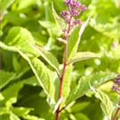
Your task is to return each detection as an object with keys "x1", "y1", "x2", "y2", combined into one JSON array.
[{"x1": 0, "y1": 0, "x2": 120, "y2": 120}]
